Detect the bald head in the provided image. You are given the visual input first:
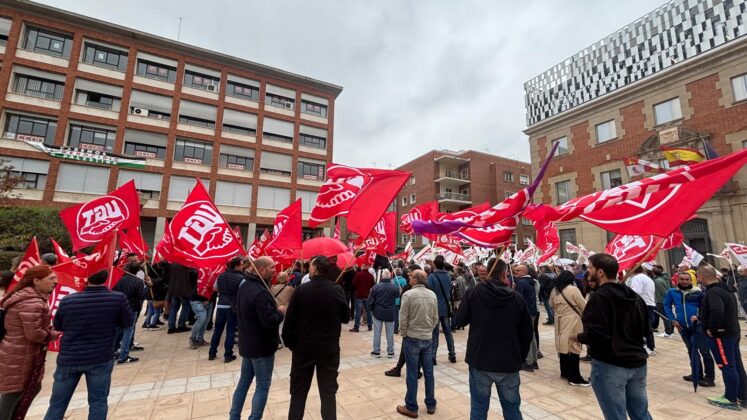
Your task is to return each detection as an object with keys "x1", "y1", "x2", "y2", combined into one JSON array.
[
  {"x1": 411, "y1": 269, "x2": 427, "y2": 285},
  {"x1": 254, "y1": 256, "x2": 275, "y2": 282},
  {"x1": 513, "y1": 264, "x2": 528, "y2": 277},
  {"x1": 696, "y1": 264, "x2": 719, "y2": 285}
]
